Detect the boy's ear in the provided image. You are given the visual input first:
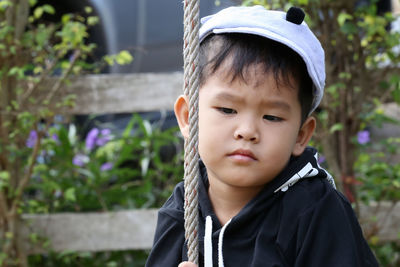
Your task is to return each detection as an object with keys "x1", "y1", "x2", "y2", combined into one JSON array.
[
  {"x1": 292, "y1": 116, "x2": 316, "y2": 156},
  {"x1": 174, "y1": 95, "x2": 190, "y2": 139}
]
